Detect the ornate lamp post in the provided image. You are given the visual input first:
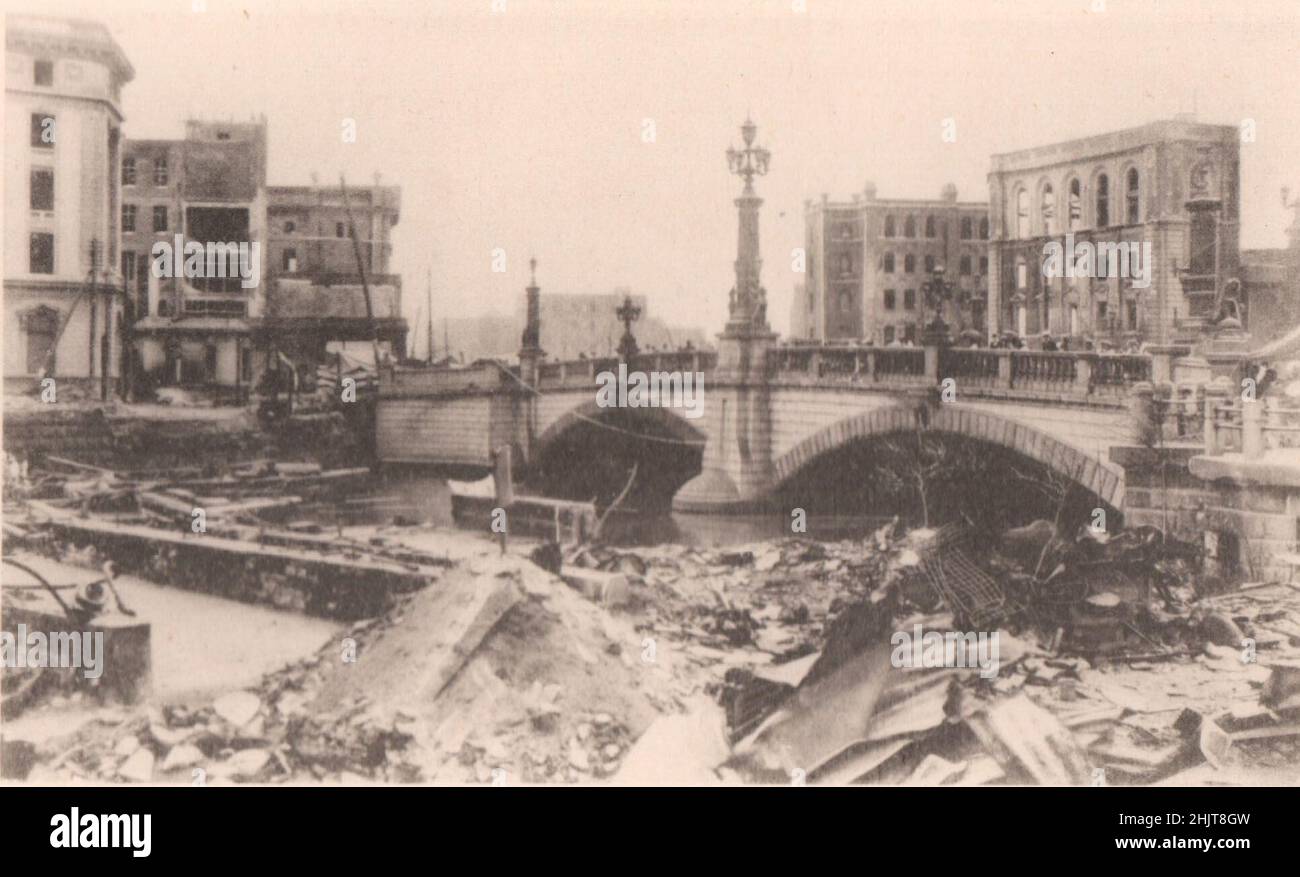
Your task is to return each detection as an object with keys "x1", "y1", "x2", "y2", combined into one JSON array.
[
  {"x1": 616, "y1": 293, "x2": 642, "y2": 360},
  {"x1": 724, "y1": 117, "x2": 772, "y2": 335},
  {"x1": 919, "y1": 263, "x2": 956, "y2": 345}
]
